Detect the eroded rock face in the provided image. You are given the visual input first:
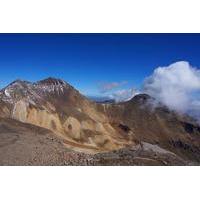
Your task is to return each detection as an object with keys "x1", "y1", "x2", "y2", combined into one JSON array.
[
  {"x1": 9, "y1": 96, "x2": 135, "y2": 154},
  {"x1": 12, "y1": 100, "x2": 28, "y2": 122},
  {"x1": 0, "y1": 102, "x2": 10, "y2": 118},
  {"x1": 63, "y1": 117, "x2": 81, "y2": 139},
  {"x1": 81, "y1": 120, "x2": 95, "y2": 130},
  {"x1": 12, "y1": 100, "x2": 63, "y2": 132}
]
